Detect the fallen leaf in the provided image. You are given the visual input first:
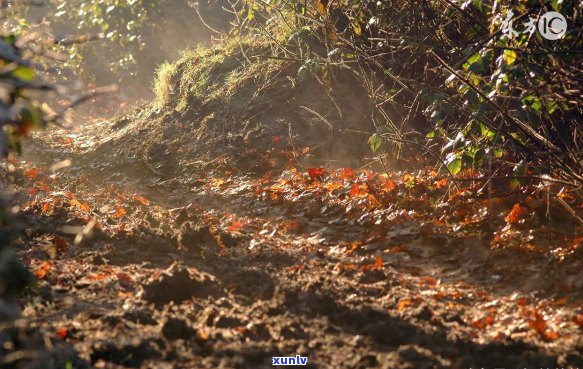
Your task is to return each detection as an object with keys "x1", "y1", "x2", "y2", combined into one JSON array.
[
  {"x1": 56, "y1": 327, "x2": 69, "y2": 340},
  {"x1": 197, "y1": 330, "x2": 209, "y2": 342},
  {"x1": 420, "y1": 276, "x2": 438, "y2": 286},
  {"x1": 41, "y1": 202, "x2": 51, "y2": 213},
  {"x1": 24, "y1": 168, "x2": 40, "y2": 179},
  {"x1": 131, "y1": 194, "x2": 150, "y2": 206},
  {"x1": 505, "y1": 203, "x2": 526, "y2": 224},
  {"x1": 229, "y1": 220, "x2": 244, "y2": 233},
  {"x1": 87, "y1": 273, "x2": 109, "y2": 281},
  {"x1": 435, "y1": 178, "x2": 448, "y2": 189},
  {"x1": 473, "y1": 315, "x2": 495, "y2": 329},
  {"x1": 308, "y1": 167, "x2": 325, "y2": 179},
  {"x1": 375, "y1": 256, "x2": 383, "y2": 270},
  {"x1": 517, "y1": 297, "x2": 529, "y2": 306},
  {"x1": 36, "y1": 261, "x2": 52, "y2": 279},
  {"x1": 283, "y1": 220, "x2": 301, "y2": 233},
  {"x1": 116, "y1": 273, "x2": 132, "y2": 284},
  {"x1": 338, "y1": 168, "x2": 355, "y2": 180},
  {"x1": 544, "y1": 330, "x2": 560, "y2": 341},
  {"x1": 383, "y1": 180, "x2": 397, "y2": 192},
  {"x1": 527, "y1": 308, "x2": 552, "y2": 339},
  {"x1": 398, "y1": 299, "x2": 412, "y2": 311},
  {"x1": 346, "y1": 241, "x2": 361, "y2": 254},
  {"x1": 115, "y1": 206, "x2": 126, "y2": 218}
]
